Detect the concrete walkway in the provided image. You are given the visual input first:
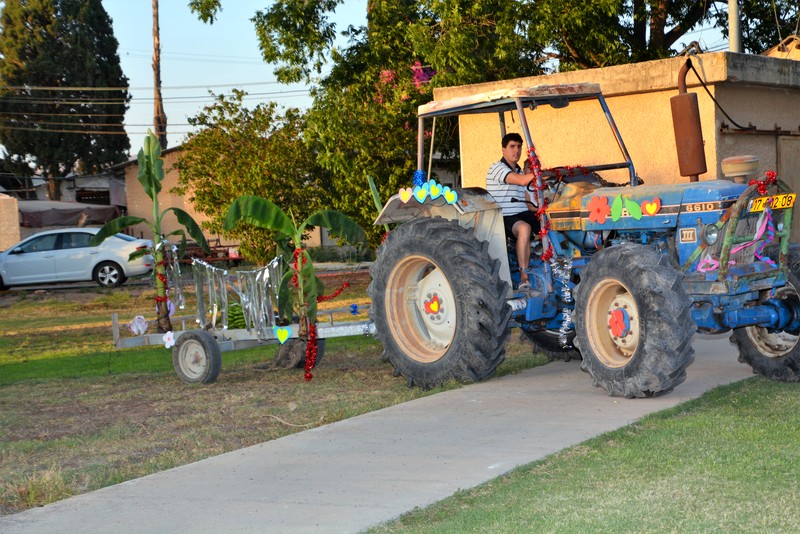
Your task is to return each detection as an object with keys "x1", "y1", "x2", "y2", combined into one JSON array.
[{"x1": 0, "y1": 335, "x2": 751, "y2": 534}]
